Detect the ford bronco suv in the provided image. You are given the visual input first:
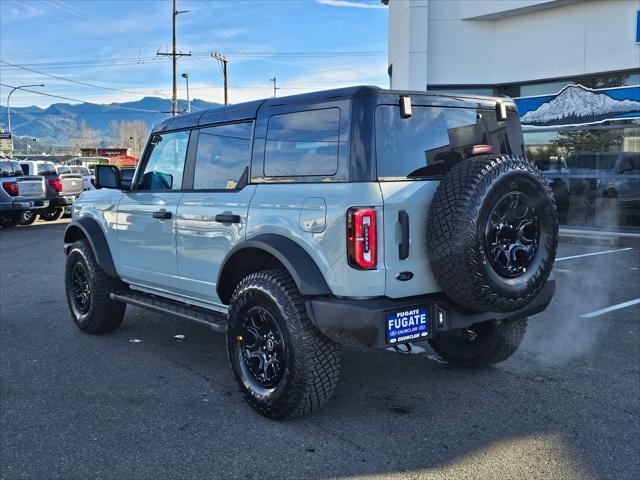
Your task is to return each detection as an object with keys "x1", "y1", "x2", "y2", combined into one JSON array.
[{"x1": 63, "y1": 87, "x2": 558, "y2": 419}]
